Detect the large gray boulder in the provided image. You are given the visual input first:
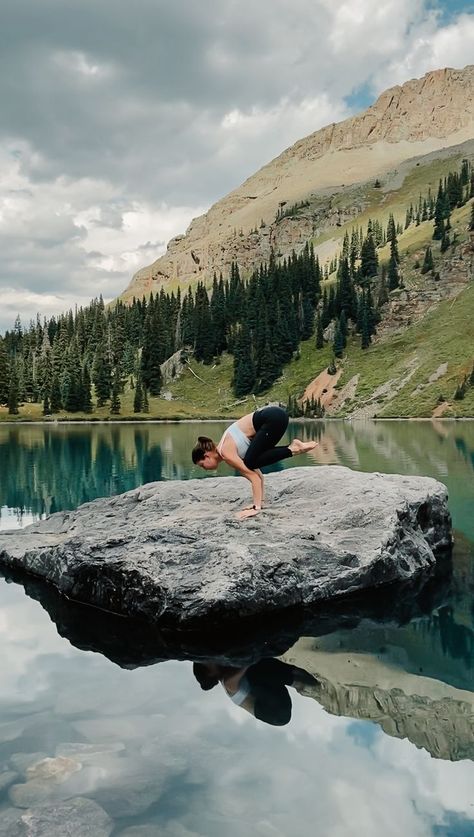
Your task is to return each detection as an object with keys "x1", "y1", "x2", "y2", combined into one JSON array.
[{"x1": 0, "y1": 466, "x2": 451, "y2": 627}]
